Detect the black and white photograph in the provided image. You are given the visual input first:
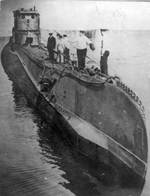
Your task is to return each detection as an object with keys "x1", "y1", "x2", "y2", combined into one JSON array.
[{"x1": 0, "y1": 0, "x2": 150, "y2": 195}]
